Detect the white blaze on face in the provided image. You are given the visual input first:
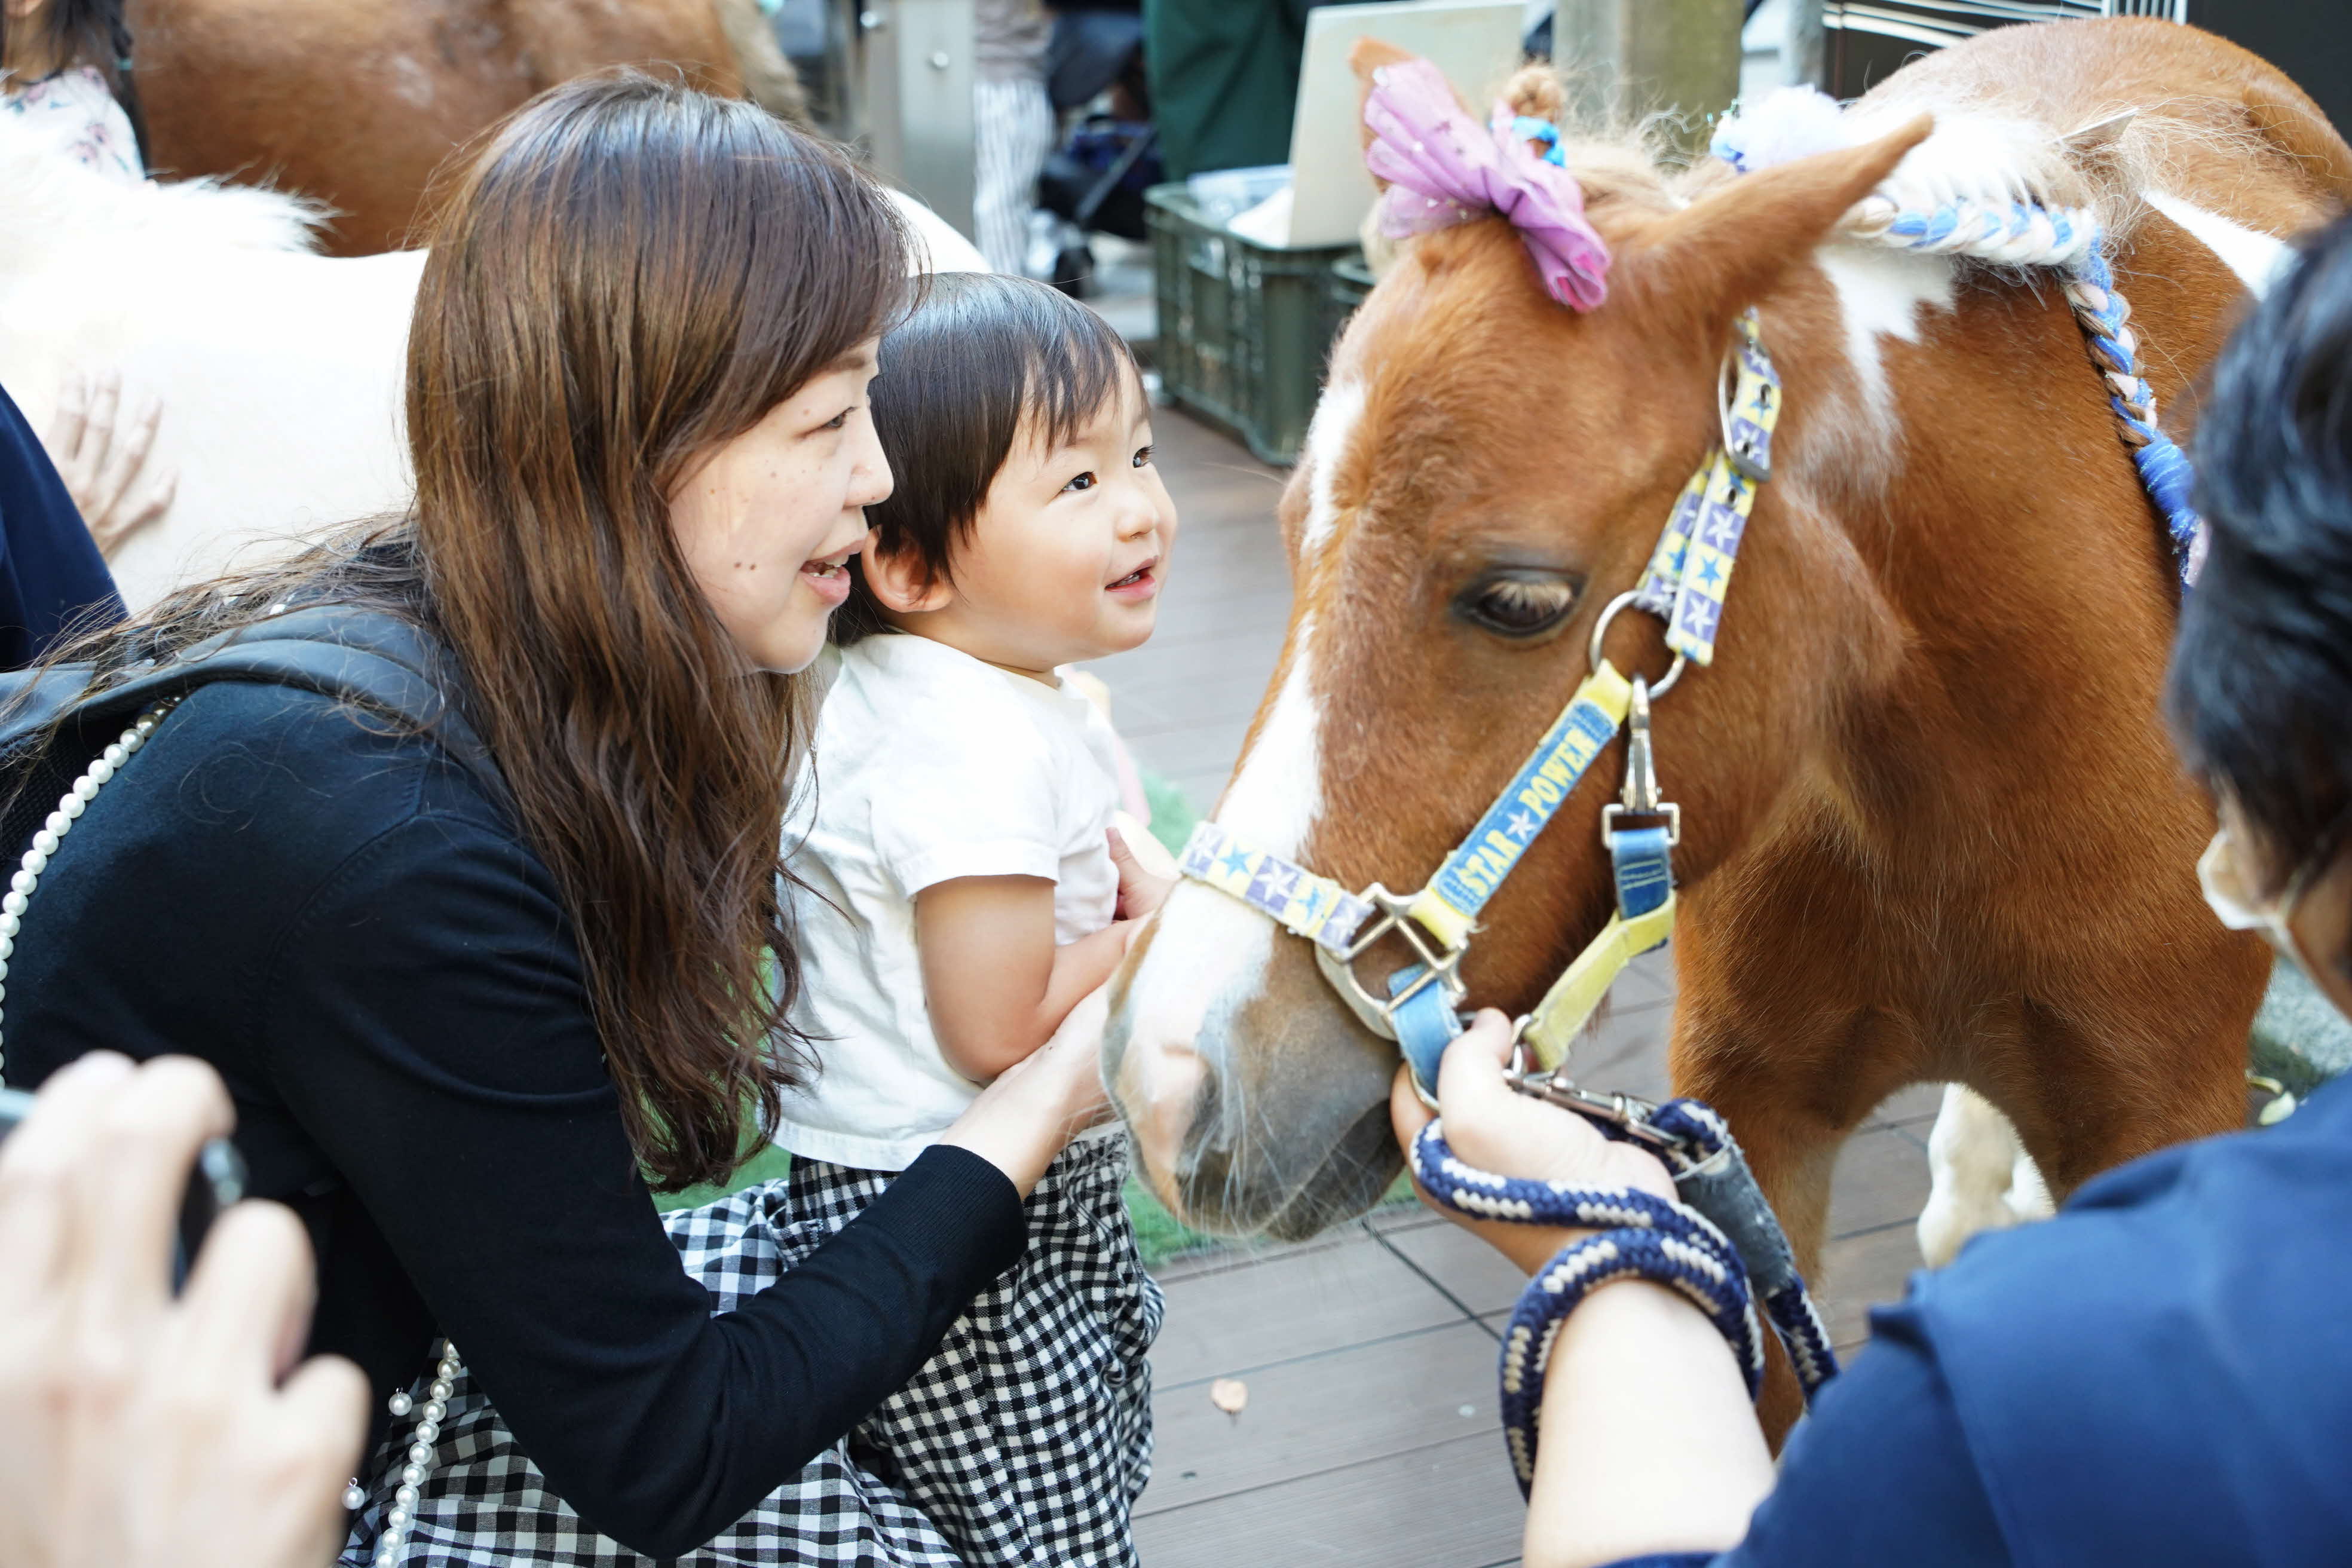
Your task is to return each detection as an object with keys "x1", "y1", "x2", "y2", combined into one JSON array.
[
  {"x1": 1116, "y1": 614, "x2": 1328, "y2": 1169},
  {"x1": 1298, "y1": 376, "x2": 1367, "y2": 561},
  {"x1": 1115, "y1": 372, "x2": 1368, "y2": 1190}
]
